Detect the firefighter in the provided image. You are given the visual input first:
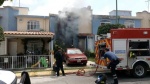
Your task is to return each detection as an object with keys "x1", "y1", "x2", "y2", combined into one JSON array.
[
  {"x1": 54, "y1": 47, "x2": 65, "y2": 77},
  {"x1": 101, "y1": 48, "x2": 120, "y2": 84}
]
